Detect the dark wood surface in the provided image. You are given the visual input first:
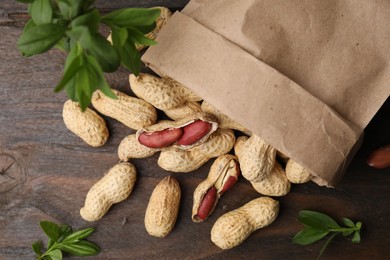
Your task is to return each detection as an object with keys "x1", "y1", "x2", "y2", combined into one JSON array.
[{"x1": 1, "y1": 1, "x2": 389, "y2": 259}]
